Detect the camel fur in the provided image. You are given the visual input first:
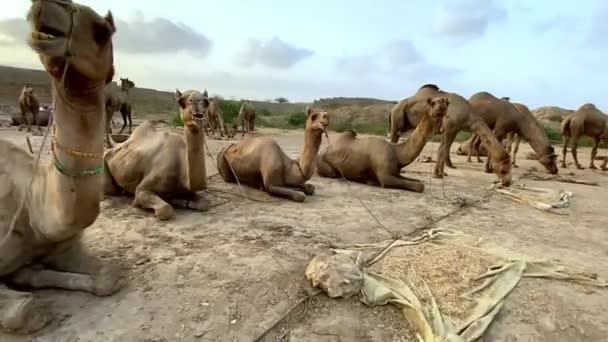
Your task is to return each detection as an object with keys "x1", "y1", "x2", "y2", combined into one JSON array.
[
  {"x1": 217, "y1": 107, "x2": 329, "y2": 202},
  {"x1": 561, "y1": 103, "x2": 608, "y2": 170},
  {"x1": 104, "y1": 89, "x2": 211, "y2": 220},
  {"x1": 234, "y1": 101, "x2": 256, "y2": 137},
  {"x1": 0, "y1": 1, "x2": 122, "y2": 334},
  {"x1": 104, "y1": 77, "x2": 135, "y2": 147},
  {"x1": 18, "y1": 84, "x2": 41, "y2": 134},
  {"x1": 468, "y1": 94, "x2": 558, "y2": 174},
  {"x1": 318, "y1": 97, "x2": 450, "y2": 192},
  {"x1": 389, "y1": 84, "x2": 512, "y2": 186}
]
